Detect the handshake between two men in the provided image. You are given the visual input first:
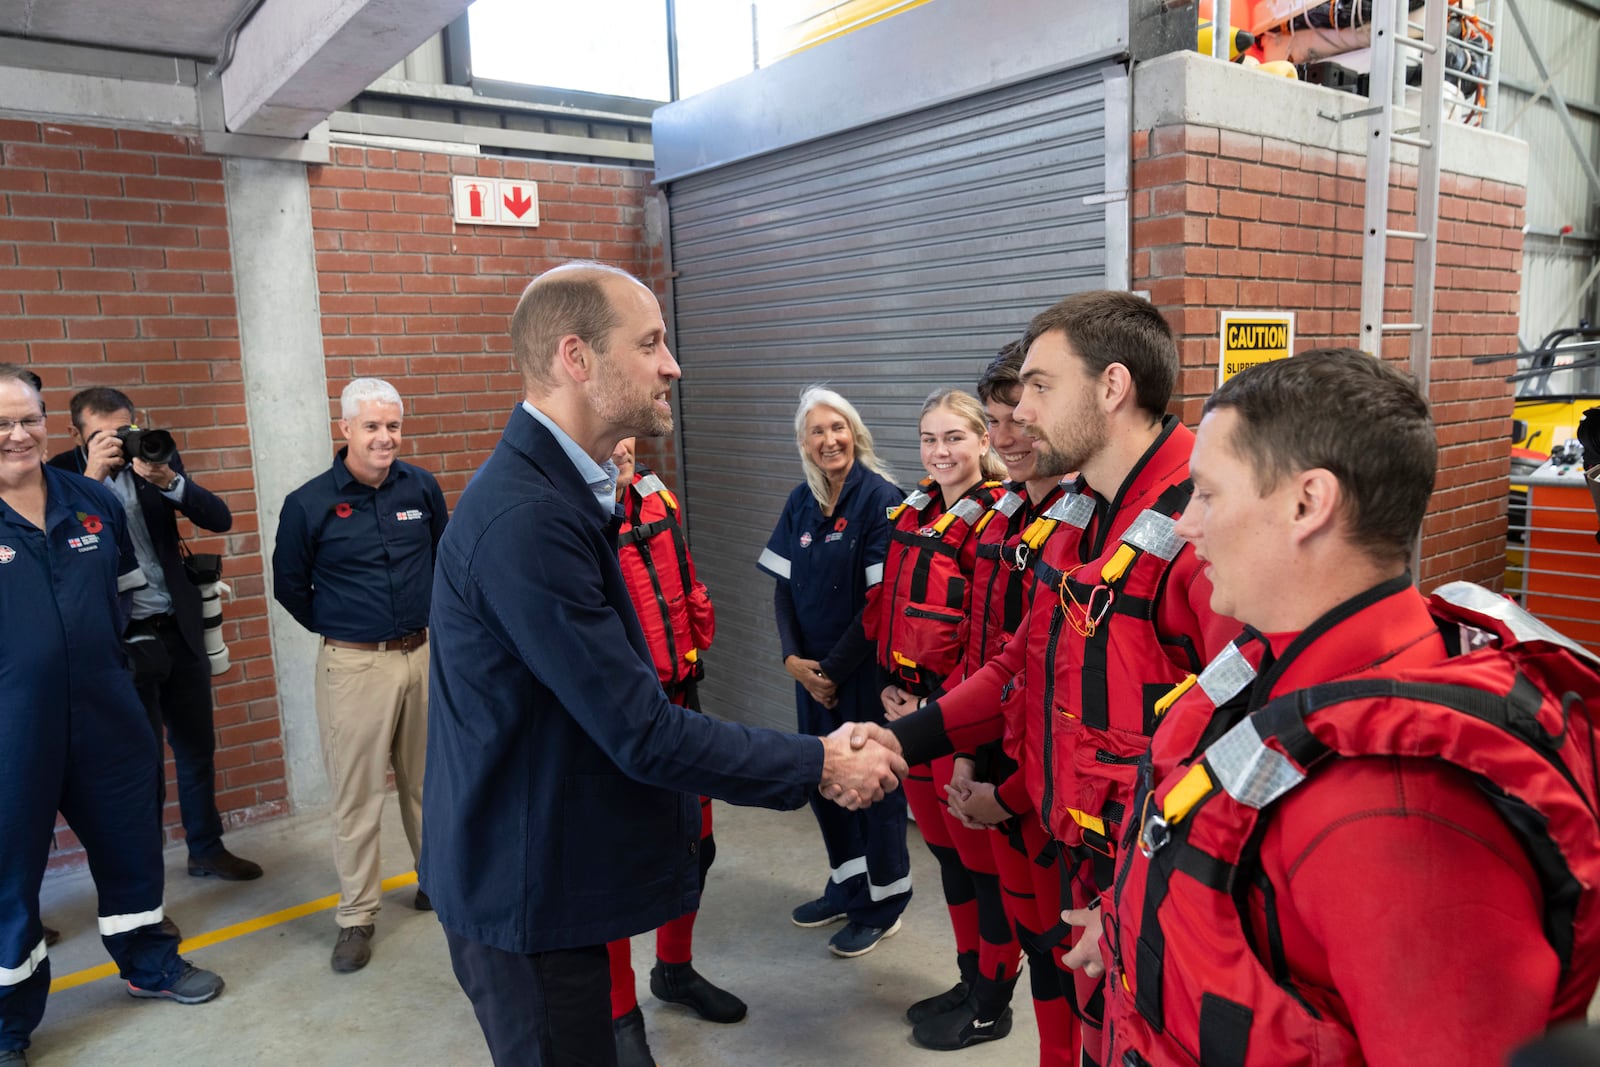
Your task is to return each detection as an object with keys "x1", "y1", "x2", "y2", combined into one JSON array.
[{"x1": 816, "y1": 721, "x2": 906, "y2": 810}]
